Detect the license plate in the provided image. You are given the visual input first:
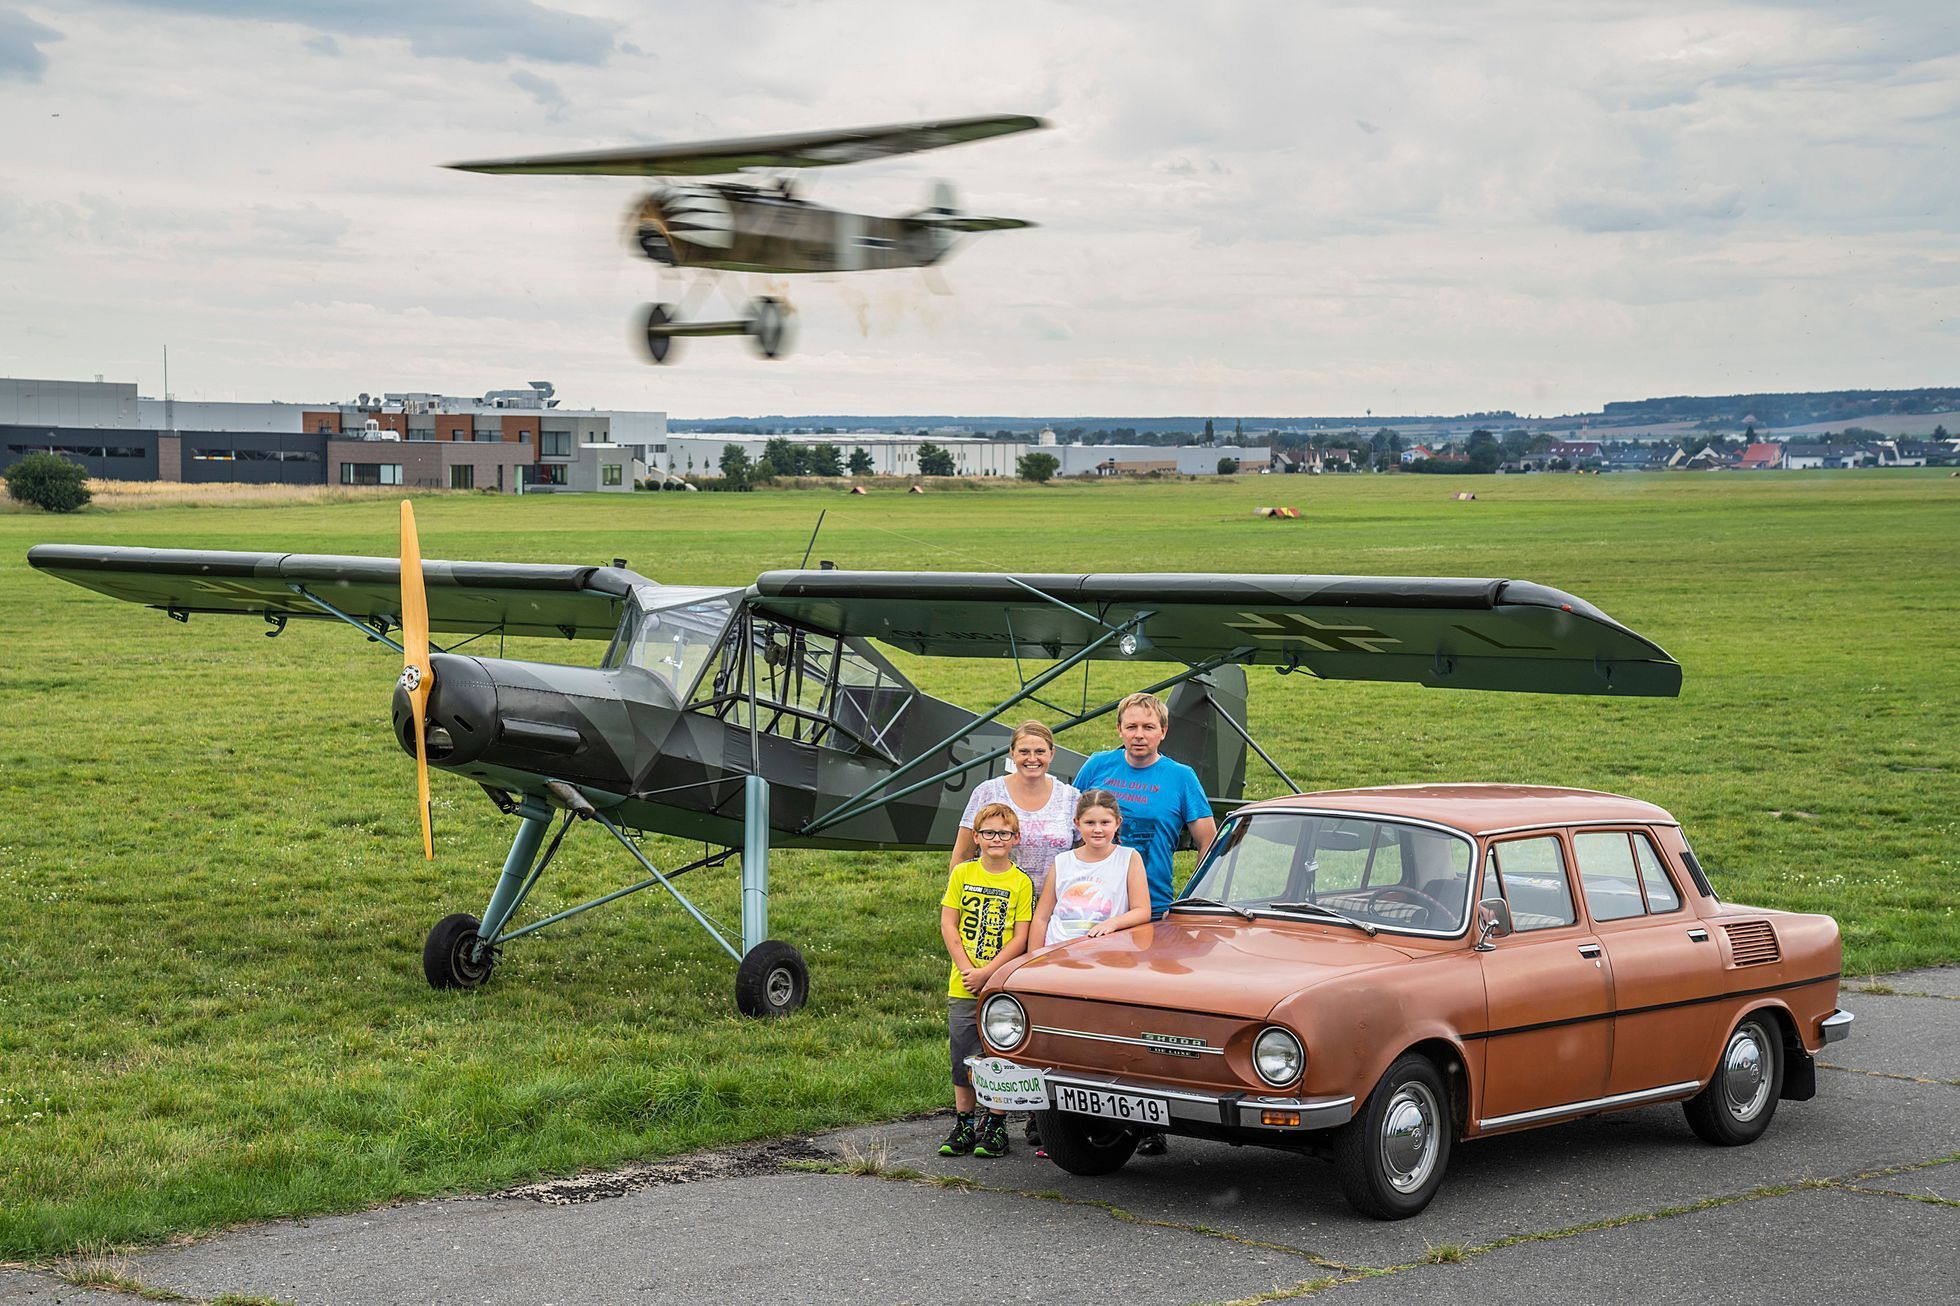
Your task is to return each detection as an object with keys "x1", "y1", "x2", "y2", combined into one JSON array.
[{"x1": 1054, "y1": 1084, "x2": 1170, "y2": 1126}]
